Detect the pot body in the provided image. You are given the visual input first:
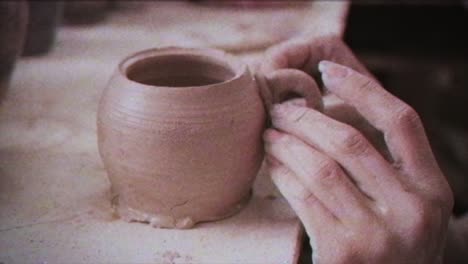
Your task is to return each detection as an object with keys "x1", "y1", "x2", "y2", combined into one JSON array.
[
  {"x1": 97, "y1": 47, "x2": 265, "y2": 229},
  {"x1": 0, "y1": 1, "x2": 28, "y2": 101},
  {"x1": 23, "y1": 1, "x2": 63, "y2": 56}
]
